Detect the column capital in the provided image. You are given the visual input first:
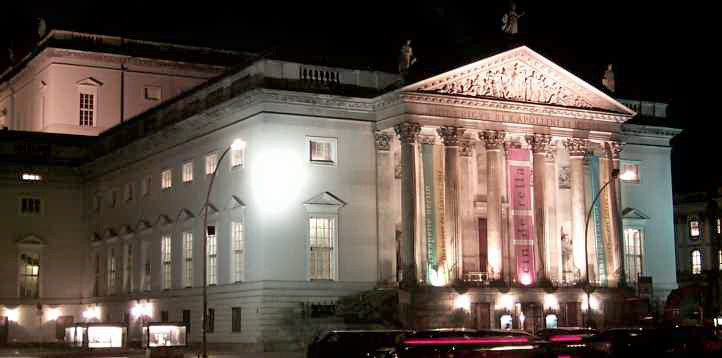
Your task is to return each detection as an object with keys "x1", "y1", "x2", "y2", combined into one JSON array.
[
  {"x1": 607, "y1": 141, "x2": 624, "y2": 159},
  {"x1": 437, "y1": 126, "x2": 466, "y2": 146},
  {"x1": 479, "y1": 130, "x2": 506, "y2": 150},
  {"x1": 418, "y1": 135, "x2": 437, "y2": 145},
  {"x1": 525, "y1": 134, "x2": 552, "y2": 153},
  {"x1": 563, "y1": 138, "x2": 589, "y2": 158},
  {"x1": 374, "y1": 131, "x2": 392, "y2": 151},
  {"x1": 394, "y1": 122, "x2": 421, "y2": 144},
  {"x1": 459, "y1": 140, "x2": 473, "y2": 157},
  {"x1": 545, "y1": 145, "x2": 557, "y2": 162}
]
